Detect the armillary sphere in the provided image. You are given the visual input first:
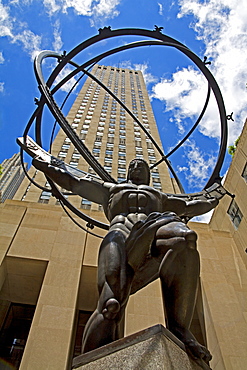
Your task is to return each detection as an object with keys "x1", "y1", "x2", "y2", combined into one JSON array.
[{"x1": 18, "y1": 27, "x2": 229, "y2": 236}]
